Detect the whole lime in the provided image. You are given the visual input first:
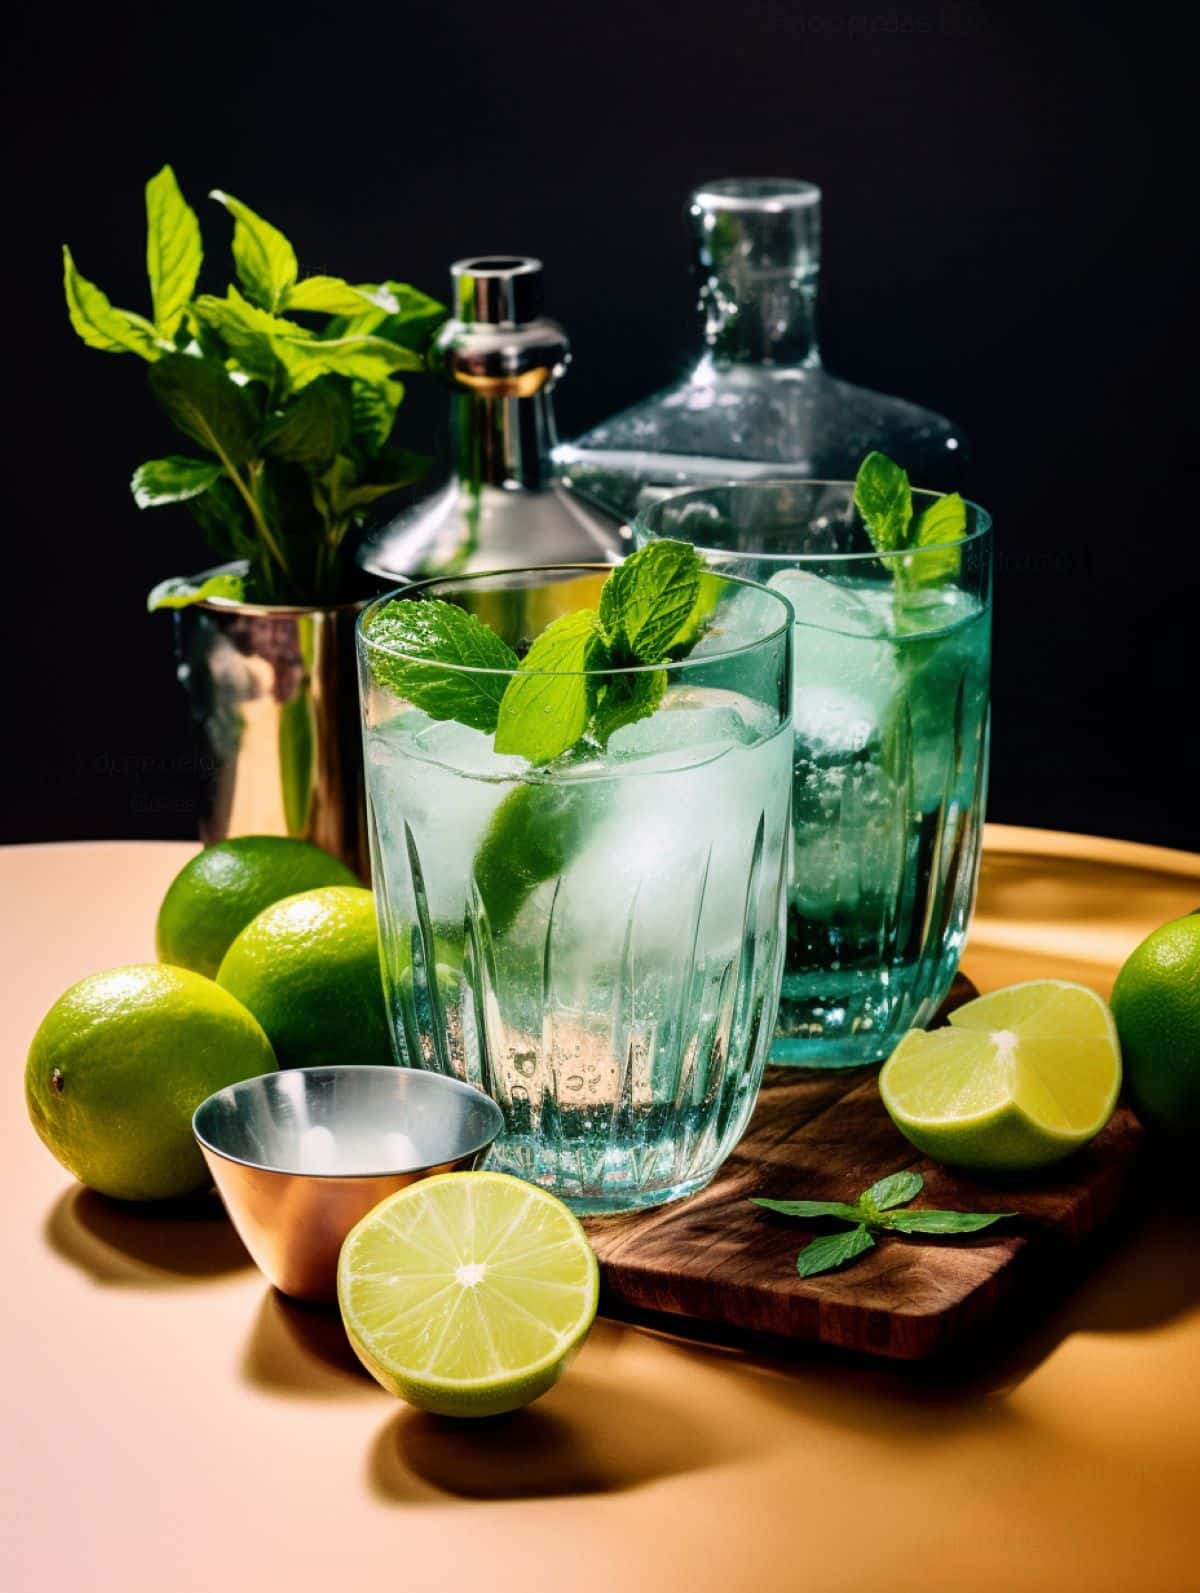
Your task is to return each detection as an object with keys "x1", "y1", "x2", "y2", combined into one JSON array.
[
  {"x1": 25, "y1": 964, "x2": 276, "y2": 1201},
  {"x1": 1111, "y1": 912, "x2": 1200, "y2": 1138},
  {"x1": 156, "y1": 836, "x2": 359, "y2": 979},
  {"x1": 216, "y1": 886, "x2": 393, "y2": 1069}
]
